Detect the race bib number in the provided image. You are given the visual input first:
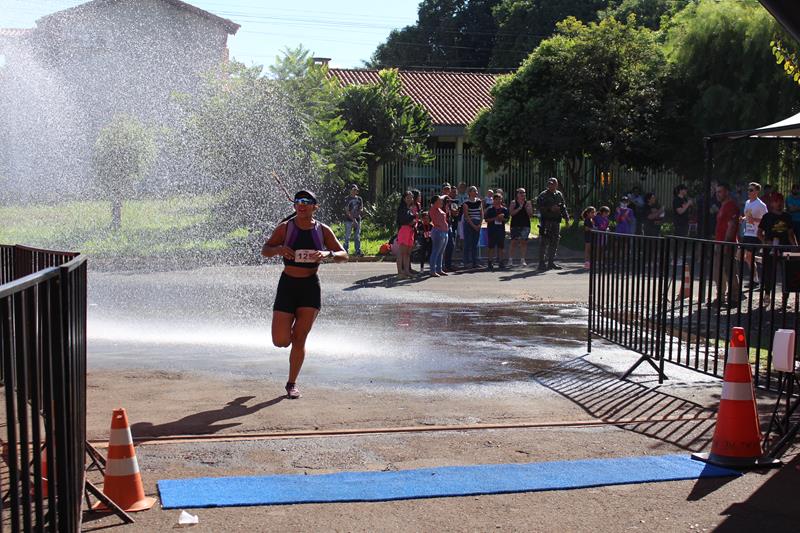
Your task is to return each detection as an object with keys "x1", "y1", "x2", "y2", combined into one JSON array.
[{"x1": 293, "y1": 249, "x2": 317, "y2": 263}]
